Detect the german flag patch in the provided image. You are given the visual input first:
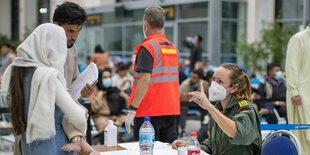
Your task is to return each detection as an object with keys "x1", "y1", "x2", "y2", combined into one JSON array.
[
  {"x1": 240, "y1": 110, "x2": 249, "y2": 113},
  {"x1": 238, "y1": 100, "x2": 248, "y2": 107}
]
